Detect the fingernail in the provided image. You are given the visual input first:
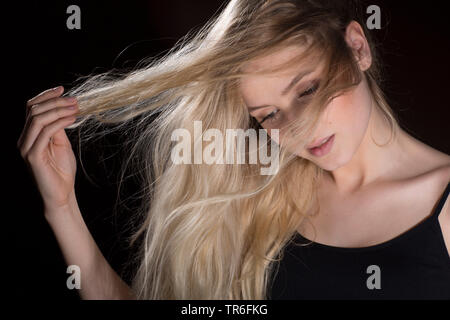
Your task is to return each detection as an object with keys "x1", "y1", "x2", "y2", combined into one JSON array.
[
  {"x1": 53, "y1": 86, "x2": 62, "y2": 91},
  {"x1": 67, "y1": 96, "x2": 77, "y2": 103},
  {"x1": 67, "y1": 105, "x2": 77, "y2": 110}
]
